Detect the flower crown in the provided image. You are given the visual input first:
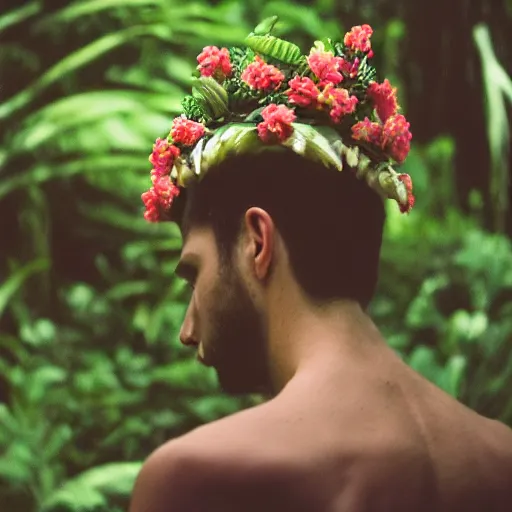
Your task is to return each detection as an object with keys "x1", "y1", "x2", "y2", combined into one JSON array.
[{"x1": 142, "y1": 17, "x2": 414, "y2": 223}]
